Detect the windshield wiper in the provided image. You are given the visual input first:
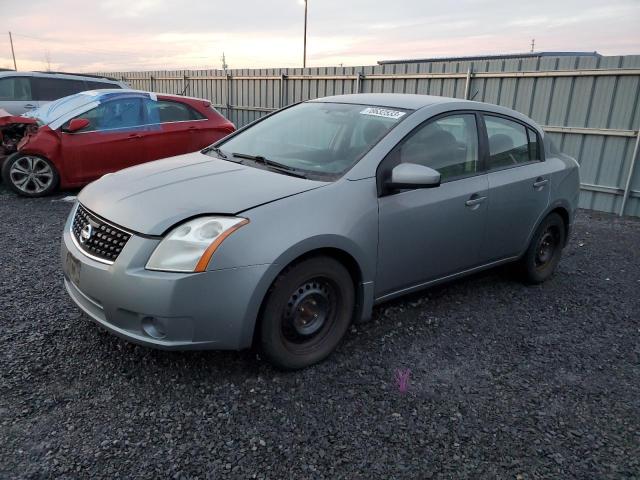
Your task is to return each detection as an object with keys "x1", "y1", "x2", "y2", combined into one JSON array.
[
  {"x1": 231, "y1": 152, "x2": 308, "y2": 178},
  {"x1": 202, "y1": 146, "x2": 239, "y2": 162}
]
